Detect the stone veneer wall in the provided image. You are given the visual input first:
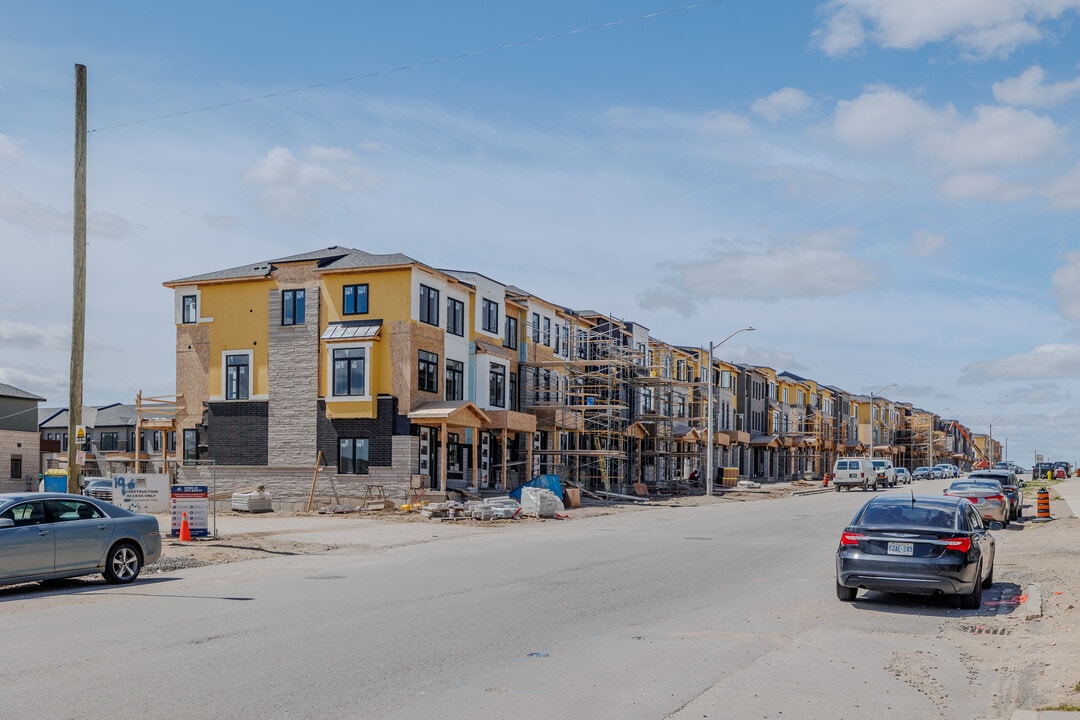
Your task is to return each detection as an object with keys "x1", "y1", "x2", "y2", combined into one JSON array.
[
  {"x1": 175, "y1": 435, "x2": 419, "y2": 511},
  {"x1": 0, "y1": 430, "x2": 40, "y2": 493},
  {"x1": 267, "y1": 284, "x2": 320, "y2": 466}
]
